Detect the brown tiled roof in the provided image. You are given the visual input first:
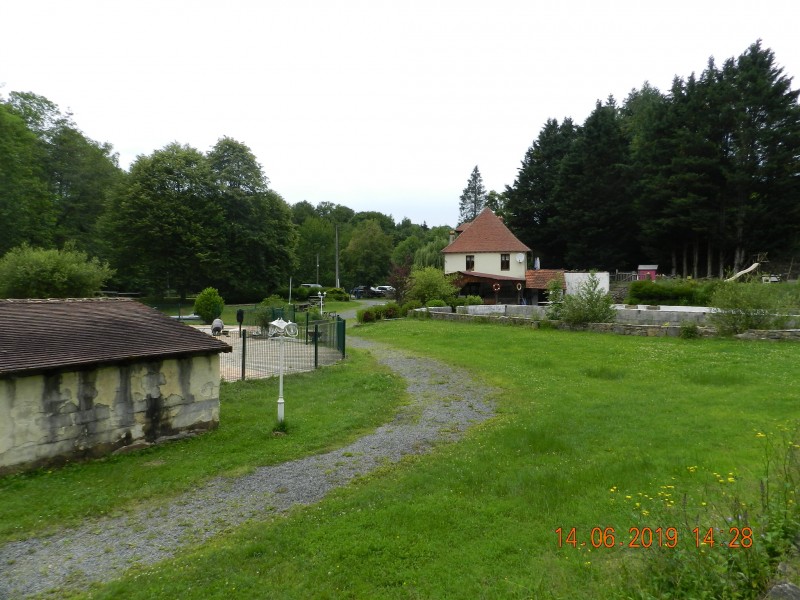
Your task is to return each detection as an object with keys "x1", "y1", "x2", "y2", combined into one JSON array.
[
  {"x1": 443, "y1": 208, "x2": 531, "y2": 254},
  {"x1": 526, "y1": 269, "x2": 565, "y2": 290},
  {"x1": 0, "y1": 298, "x2": 231, "y2": 377},
  {"x1": 456, "y1": 271, "x2": 525, "y2": 282}
]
